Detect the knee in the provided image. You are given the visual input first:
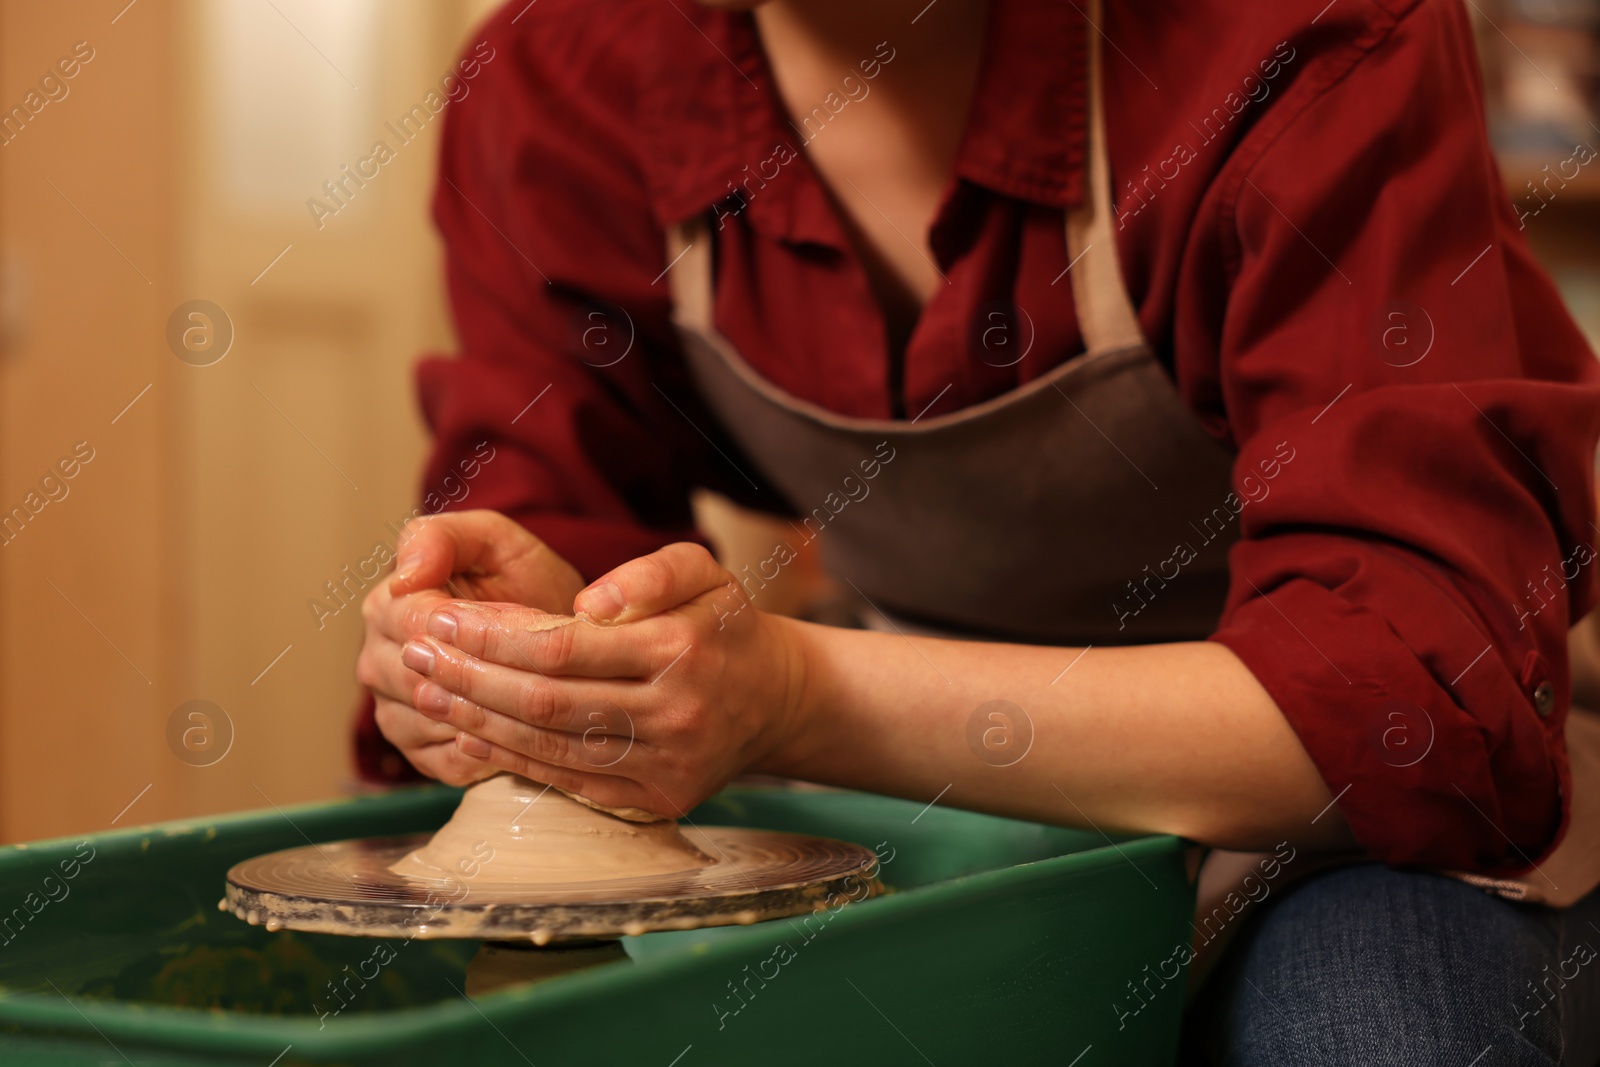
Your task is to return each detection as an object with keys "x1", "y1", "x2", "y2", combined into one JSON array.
[{"x1": 1189, "y1": 864, "x2": 1563, "y2": 1066}]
